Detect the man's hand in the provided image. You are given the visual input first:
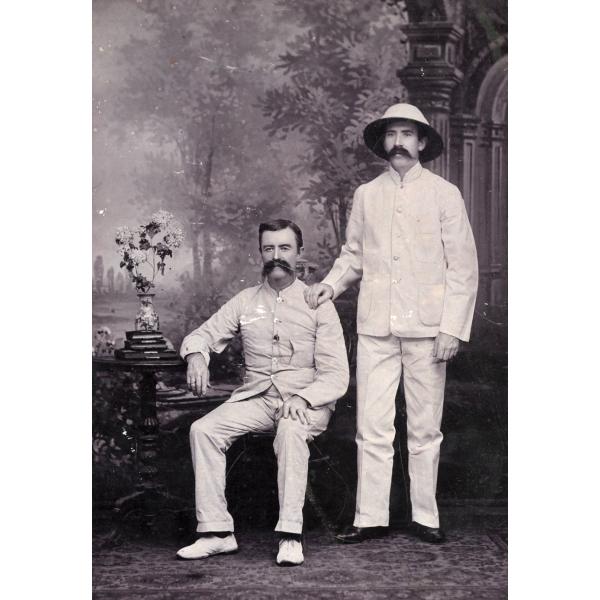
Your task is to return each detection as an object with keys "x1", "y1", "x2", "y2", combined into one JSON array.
[
  {"x1": 432, "y1": 332, "x2": 460, "y2": 361},
  {"x1": 304, "y1": 283, "x2": 334, "y2": 310},
  {"x1": 277, "y1": 395, "x2": 311, "y2": 425},
  {"x1": 186, "y1": 353, "x2": 209, "y2": 397}
]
